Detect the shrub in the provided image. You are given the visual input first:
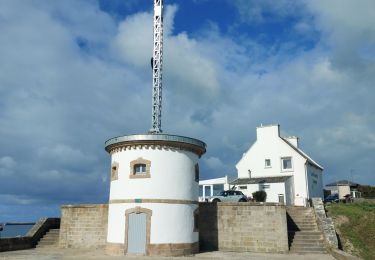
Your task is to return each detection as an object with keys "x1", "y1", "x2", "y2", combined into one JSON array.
[{"x1": 252, "y1": 190, "x2": 267, "y2": 202}]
